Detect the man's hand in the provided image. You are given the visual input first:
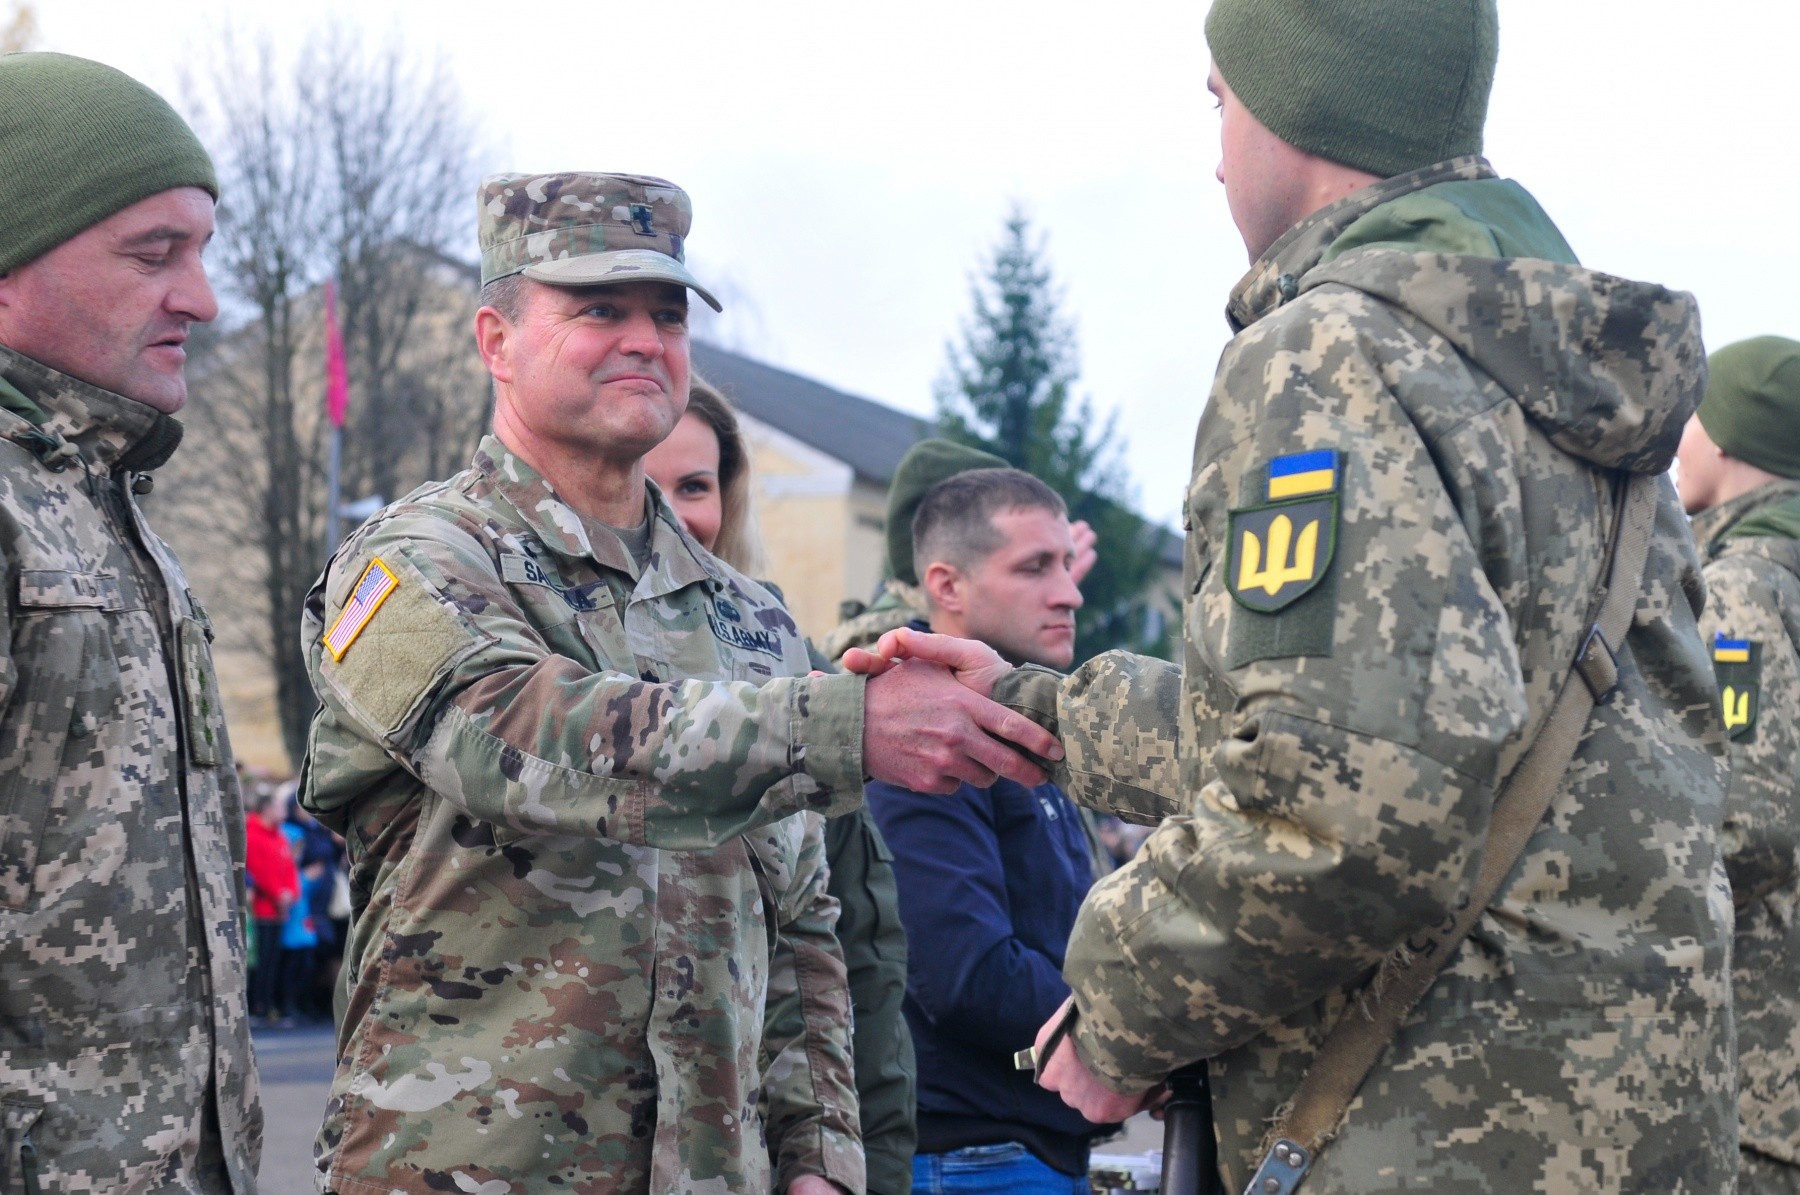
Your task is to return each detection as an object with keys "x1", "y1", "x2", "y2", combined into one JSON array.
[
  {"x1": 787, "y1": 1176, "x2": 845, "y2": 1195},
  {"x1": 862, "y1": 651, "x2": 1061, "y2": 793},
  {"x1": 1069, "y1": 518, "x2": 1099, "y2": 587},
  {"x1": 1033, "y1": 1002, "x2": 1157, "y2": 1124},
  {"x1": 843, "y1": 627, "x2": 1014, "y2": 698}
]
